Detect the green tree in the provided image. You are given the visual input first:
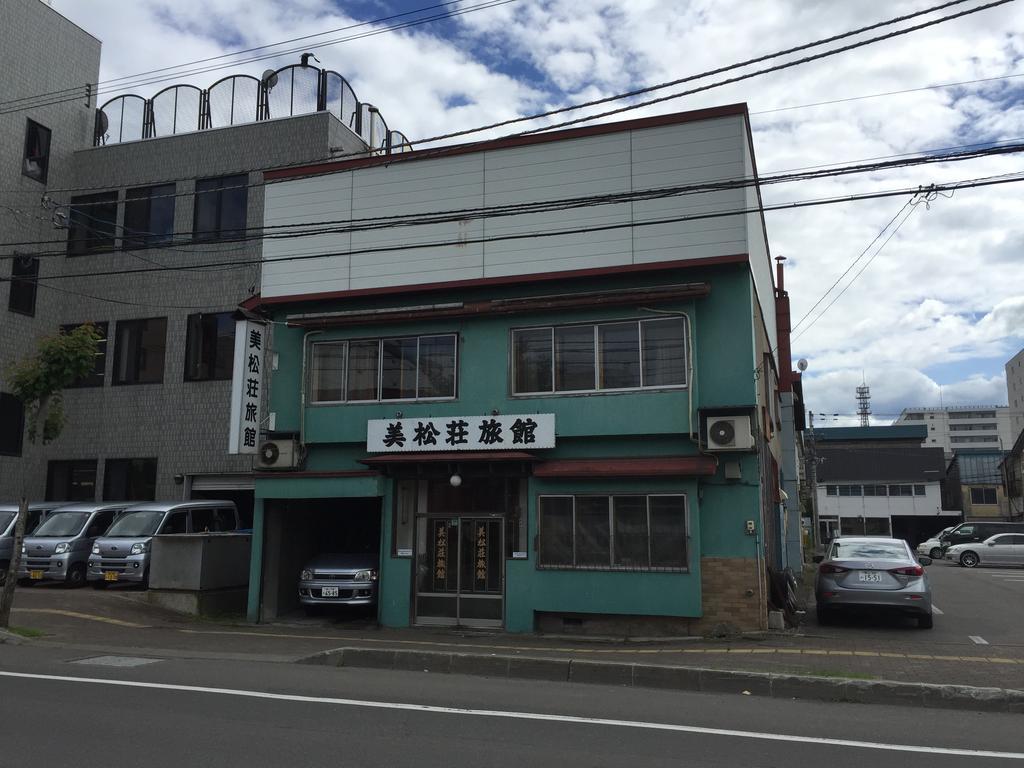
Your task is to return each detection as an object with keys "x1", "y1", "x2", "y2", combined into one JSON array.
[{"x1": 0, "y1": 323, "x2": 100, "y2": 628}]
